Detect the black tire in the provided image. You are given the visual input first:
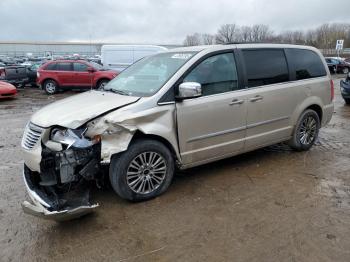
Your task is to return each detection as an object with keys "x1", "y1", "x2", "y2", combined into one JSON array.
[
  {"x1": 97, "y1": 79, "x2": 109, "y2": 90},
  {"x1": 344, "y1": 98, "x2": 350, "y2": 105},
  {"x1": 43, "y1": 79, "x2": 58, "y2": 95},
  {"x1": 289, "y1": 109, "x2": 320, "y2": 151},
  {"x1": 109, "y1": 139, "x2": 175, "y2": 201},
  {"x1": 342, "y1": 67, "x2": 349, "y2": 74}
]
